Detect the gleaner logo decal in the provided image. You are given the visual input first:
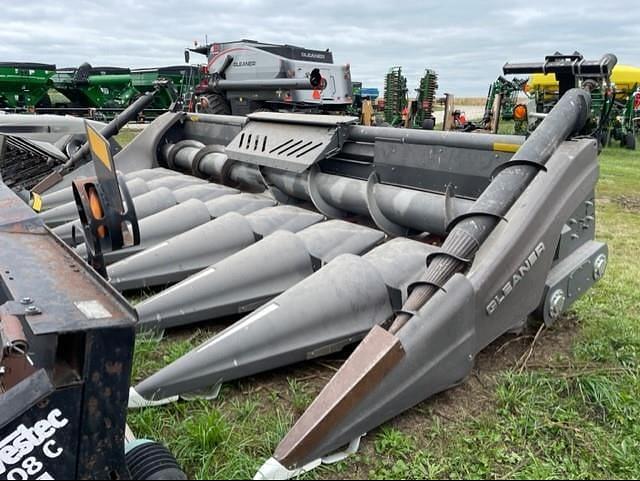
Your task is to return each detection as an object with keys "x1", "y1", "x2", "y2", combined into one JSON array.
[
  {"x1": 301, "y1": 52, "x2": 326, "y2": 60},
  {"x1": 0, "y1": 409, "x2": 69, "y2": 480},
  {"x1": 232, "y1": 60, "x2": 256, "y2": 67},
  {"x1": 486, "y1": 242, "x2": 546, "y2": 315}
]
